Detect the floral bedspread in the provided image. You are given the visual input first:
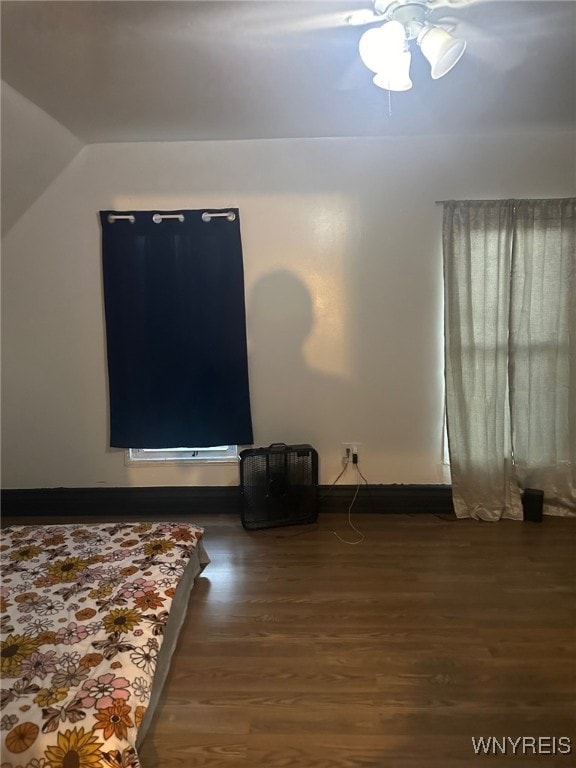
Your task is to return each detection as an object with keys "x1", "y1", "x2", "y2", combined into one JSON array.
[{"x1": 0, "y1": 521, "x2": 207, "y2": 768}]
